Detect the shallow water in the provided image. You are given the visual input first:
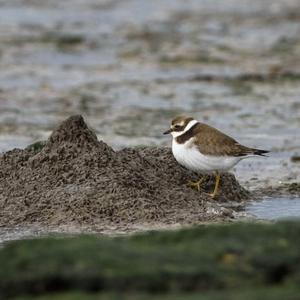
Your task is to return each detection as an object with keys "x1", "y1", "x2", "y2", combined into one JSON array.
[
  {"x1": 247, "y1": 197, "x2": 300, "y2": 220},
  {"x1": 0, "y1": 226, "x2": 48, "y2": 246},
  {"x1": 0, "y1": 225, "x2": 98, "y2": 246},
  {"x1": 2, "y1": 198, "x2": 300, "y2": 244},
  {"x1": 0, "y1": 0, "x2": 300, "y2": 243}
]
